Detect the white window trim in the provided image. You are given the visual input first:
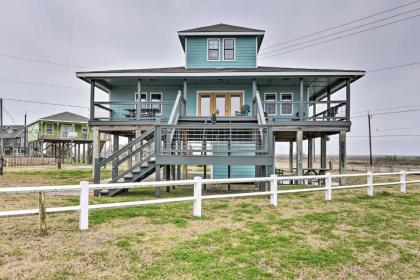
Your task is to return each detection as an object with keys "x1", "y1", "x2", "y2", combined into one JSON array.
[
  {"x1": 207, "y1": 38, "x2": 220, "y2": 61},
  {"x1": 280, "y1": 92, "x2": 294, "y2": 116},
  {"x1": 264, "y1": 92, "x2": 277, "y2": 116},
  {"x1": 222, "y1": 38, "x2": 236, "y2": 61},
  {"x1": 45, "y1": 123, "x2": 54, "y2": 135}
]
